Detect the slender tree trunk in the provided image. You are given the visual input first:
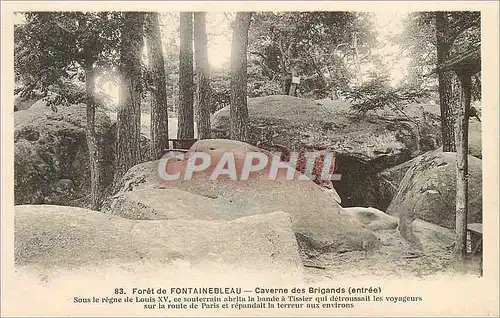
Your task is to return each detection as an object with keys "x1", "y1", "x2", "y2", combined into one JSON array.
[
  {"x1": 436, "y1": 12, "x2": 456, "y2": 152},
  {"x1": 114, "y1": 12, "x2": 144, "y2": 187},
  {"x1": 230, "y1": 12, "x2": 252, "y2": 141},
  {"x1": 289, "y1": 68, "x2": 298, "y2": 96},
  {"x1": 145, "y1": 12, "x2": 169, "y2": 160},
  {"x1": 278, "y1": 35, "x2": 287, "y2": 94},
  {"x1": 178, "y1": 12, "x2": 194, "y2": 139},
  {"x1": 194, "y1": 12, "x2": 211, "y2": 139},
  {"x1": 353, "y1": 32, "x2": 363, "y2": 85},
  {"x1": 454, "y1": 72, "x2": 471, "y2": 267},
  {"x1": 83, "y1": 57, "x2": 101, "y2": 210}
]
